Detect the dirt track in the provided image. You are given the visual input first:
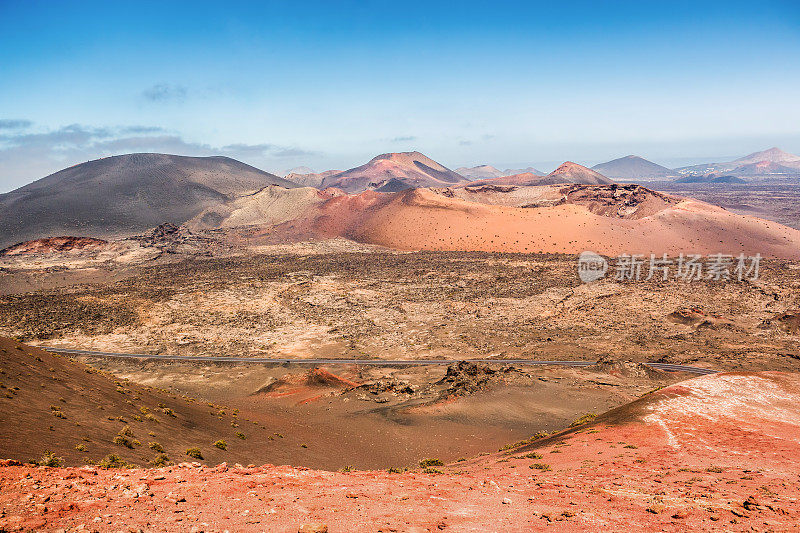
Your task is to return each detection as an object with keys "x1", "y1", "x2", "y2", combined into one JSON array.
[{"x1": 2, "y1": 250, "x2": 799, "y2": 371}]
